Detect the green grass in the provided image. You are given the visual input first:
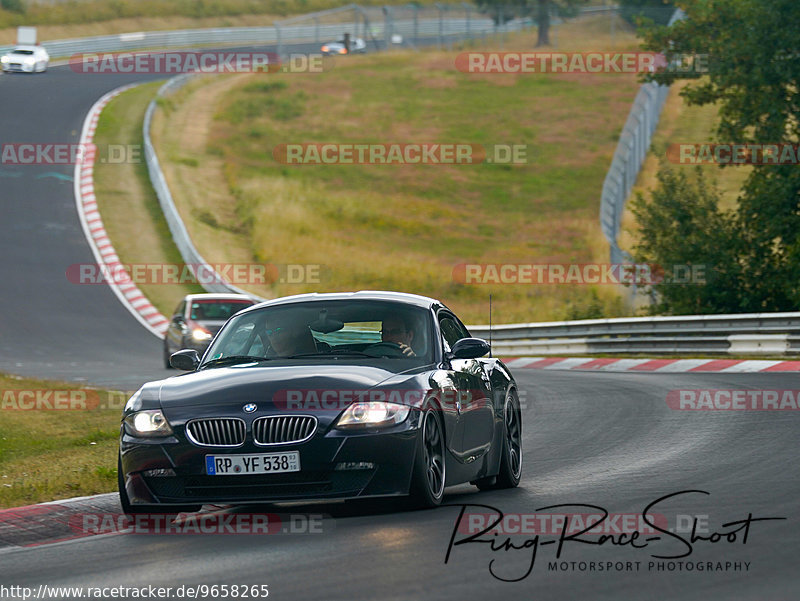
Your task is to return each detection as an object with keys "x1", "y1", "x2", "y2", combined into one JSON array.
[
  {"x1": 198, "y1": 22, "x2": 643, "y2": 323},
  {"x1": 86, "y1": 13, "x2": 670, "y2": 325},
  {"x1": 92, "y1": 82, "x2": 205, "y2": 317},
  {"x1": 0, "y1": 373, "x2": 130, "y2": 508}
]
